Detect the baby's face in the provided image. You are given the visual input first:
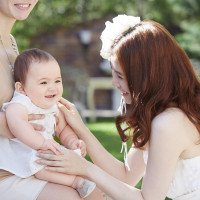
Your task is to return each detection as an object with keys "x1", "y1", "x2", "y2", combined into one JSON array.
[{"x1": 23, "y1": 59, "x2": 63, "y2": 109}]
